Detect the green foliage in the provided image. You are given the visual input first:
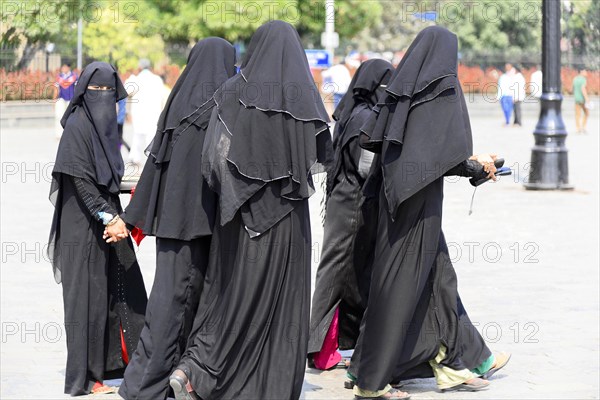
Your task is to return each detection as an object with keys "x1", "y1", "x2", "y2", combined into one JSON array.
[
  {"x1": 1, "y1": 0, "x2": 94, "y2": 69},
  {"x1": 295, "y1": 0, "x2": 382, "y2": 47},
  {"x1": 353, "y1": 0, "x2": 544, "y2": 65},
  {"x1": 4, "y1": 0, "x2": 596, "y2": 71},
  {"x1": 82, "y1": 4, "x2": 165, "y2": 71},
  {"x1": 134, "y1": 0, "x2": 381, "y2": 50},
  {"x1": 349, "y1": 1, "x2": 432, "y2": 52},
  {"x1": 438, "y1": 0, "x2": 542, "y2": 62},
  {"x1": 564, "y1": 0, "x2": 600, "y2": 68},
  {"x1": 135, "y1": 0, "x2": 303, "y2": 43}
]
